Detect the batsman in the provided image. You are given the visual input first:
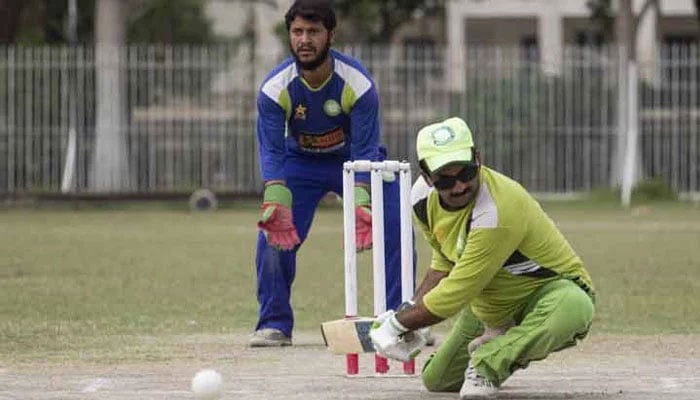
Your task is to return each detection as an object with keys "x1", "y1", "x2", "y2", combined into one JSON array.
[
  {"x1": 370, "y1": 117, "x2": 595, "y2": 399},
  {"x1": 250, "y1": 0, "x2": 414, "y2": 347}
]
